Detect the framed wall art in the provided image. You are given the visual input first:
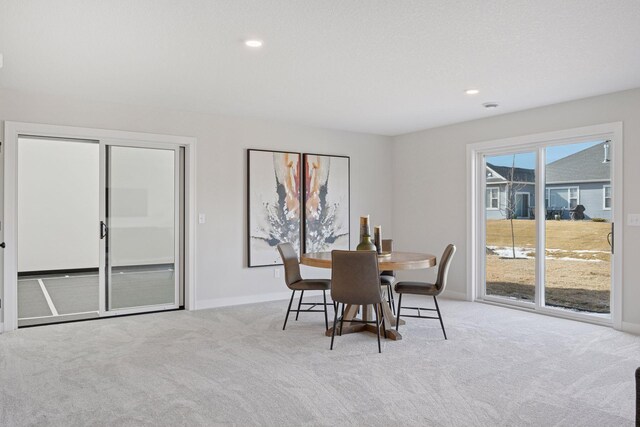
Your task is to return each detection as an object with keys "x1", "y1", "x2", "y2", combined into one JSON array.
[
  {"x1": 247, "y1": 149, "x2": 301, "y2": 267},
  {"x1": 302, "y1": 153, "x2": 350, "y2": 253}
]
